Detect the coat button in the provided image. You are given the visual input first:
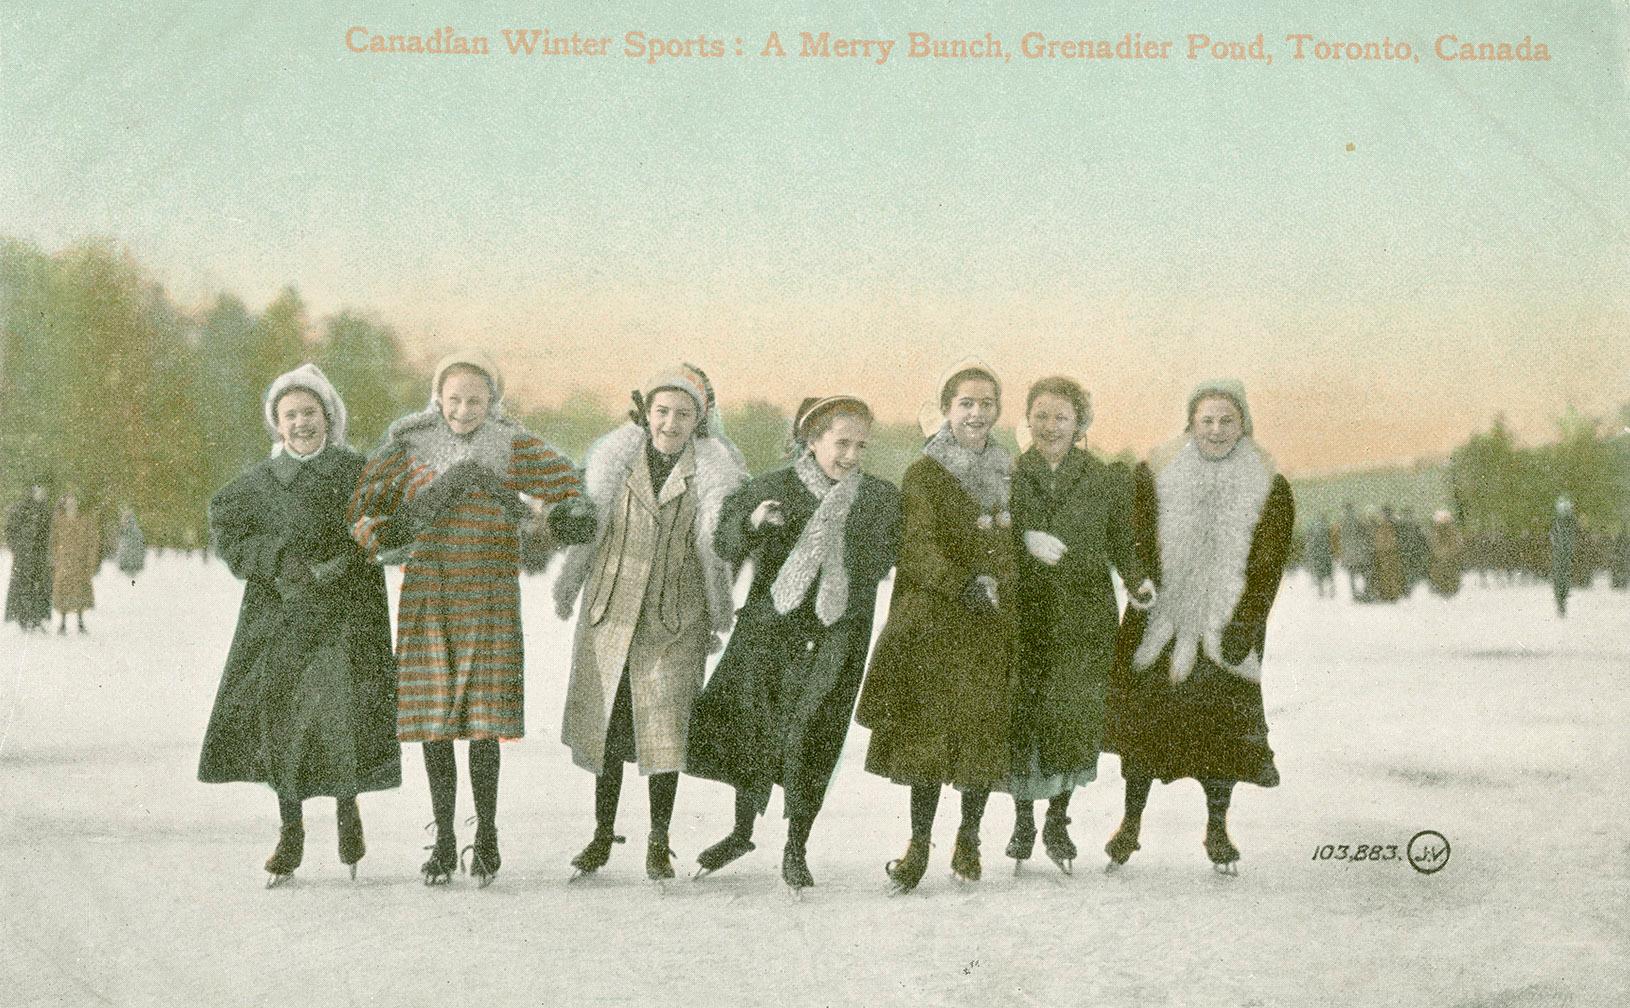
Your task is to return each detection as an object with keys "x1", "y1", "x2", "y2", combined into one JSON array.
[{"x1": 805, "y1": 640, "x2": 815, "y2": 652}]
